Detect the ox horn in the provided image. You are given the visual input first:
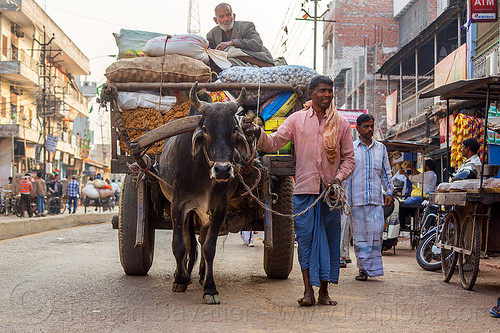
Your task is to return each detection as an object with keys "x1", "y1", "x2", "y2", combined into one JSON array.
[
  {"x1": 189, "y1": 82, "x2": 205, "y2": 112},
  {"x1": 234, "y1": 87, "x2": 246, "y2": 108}
]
